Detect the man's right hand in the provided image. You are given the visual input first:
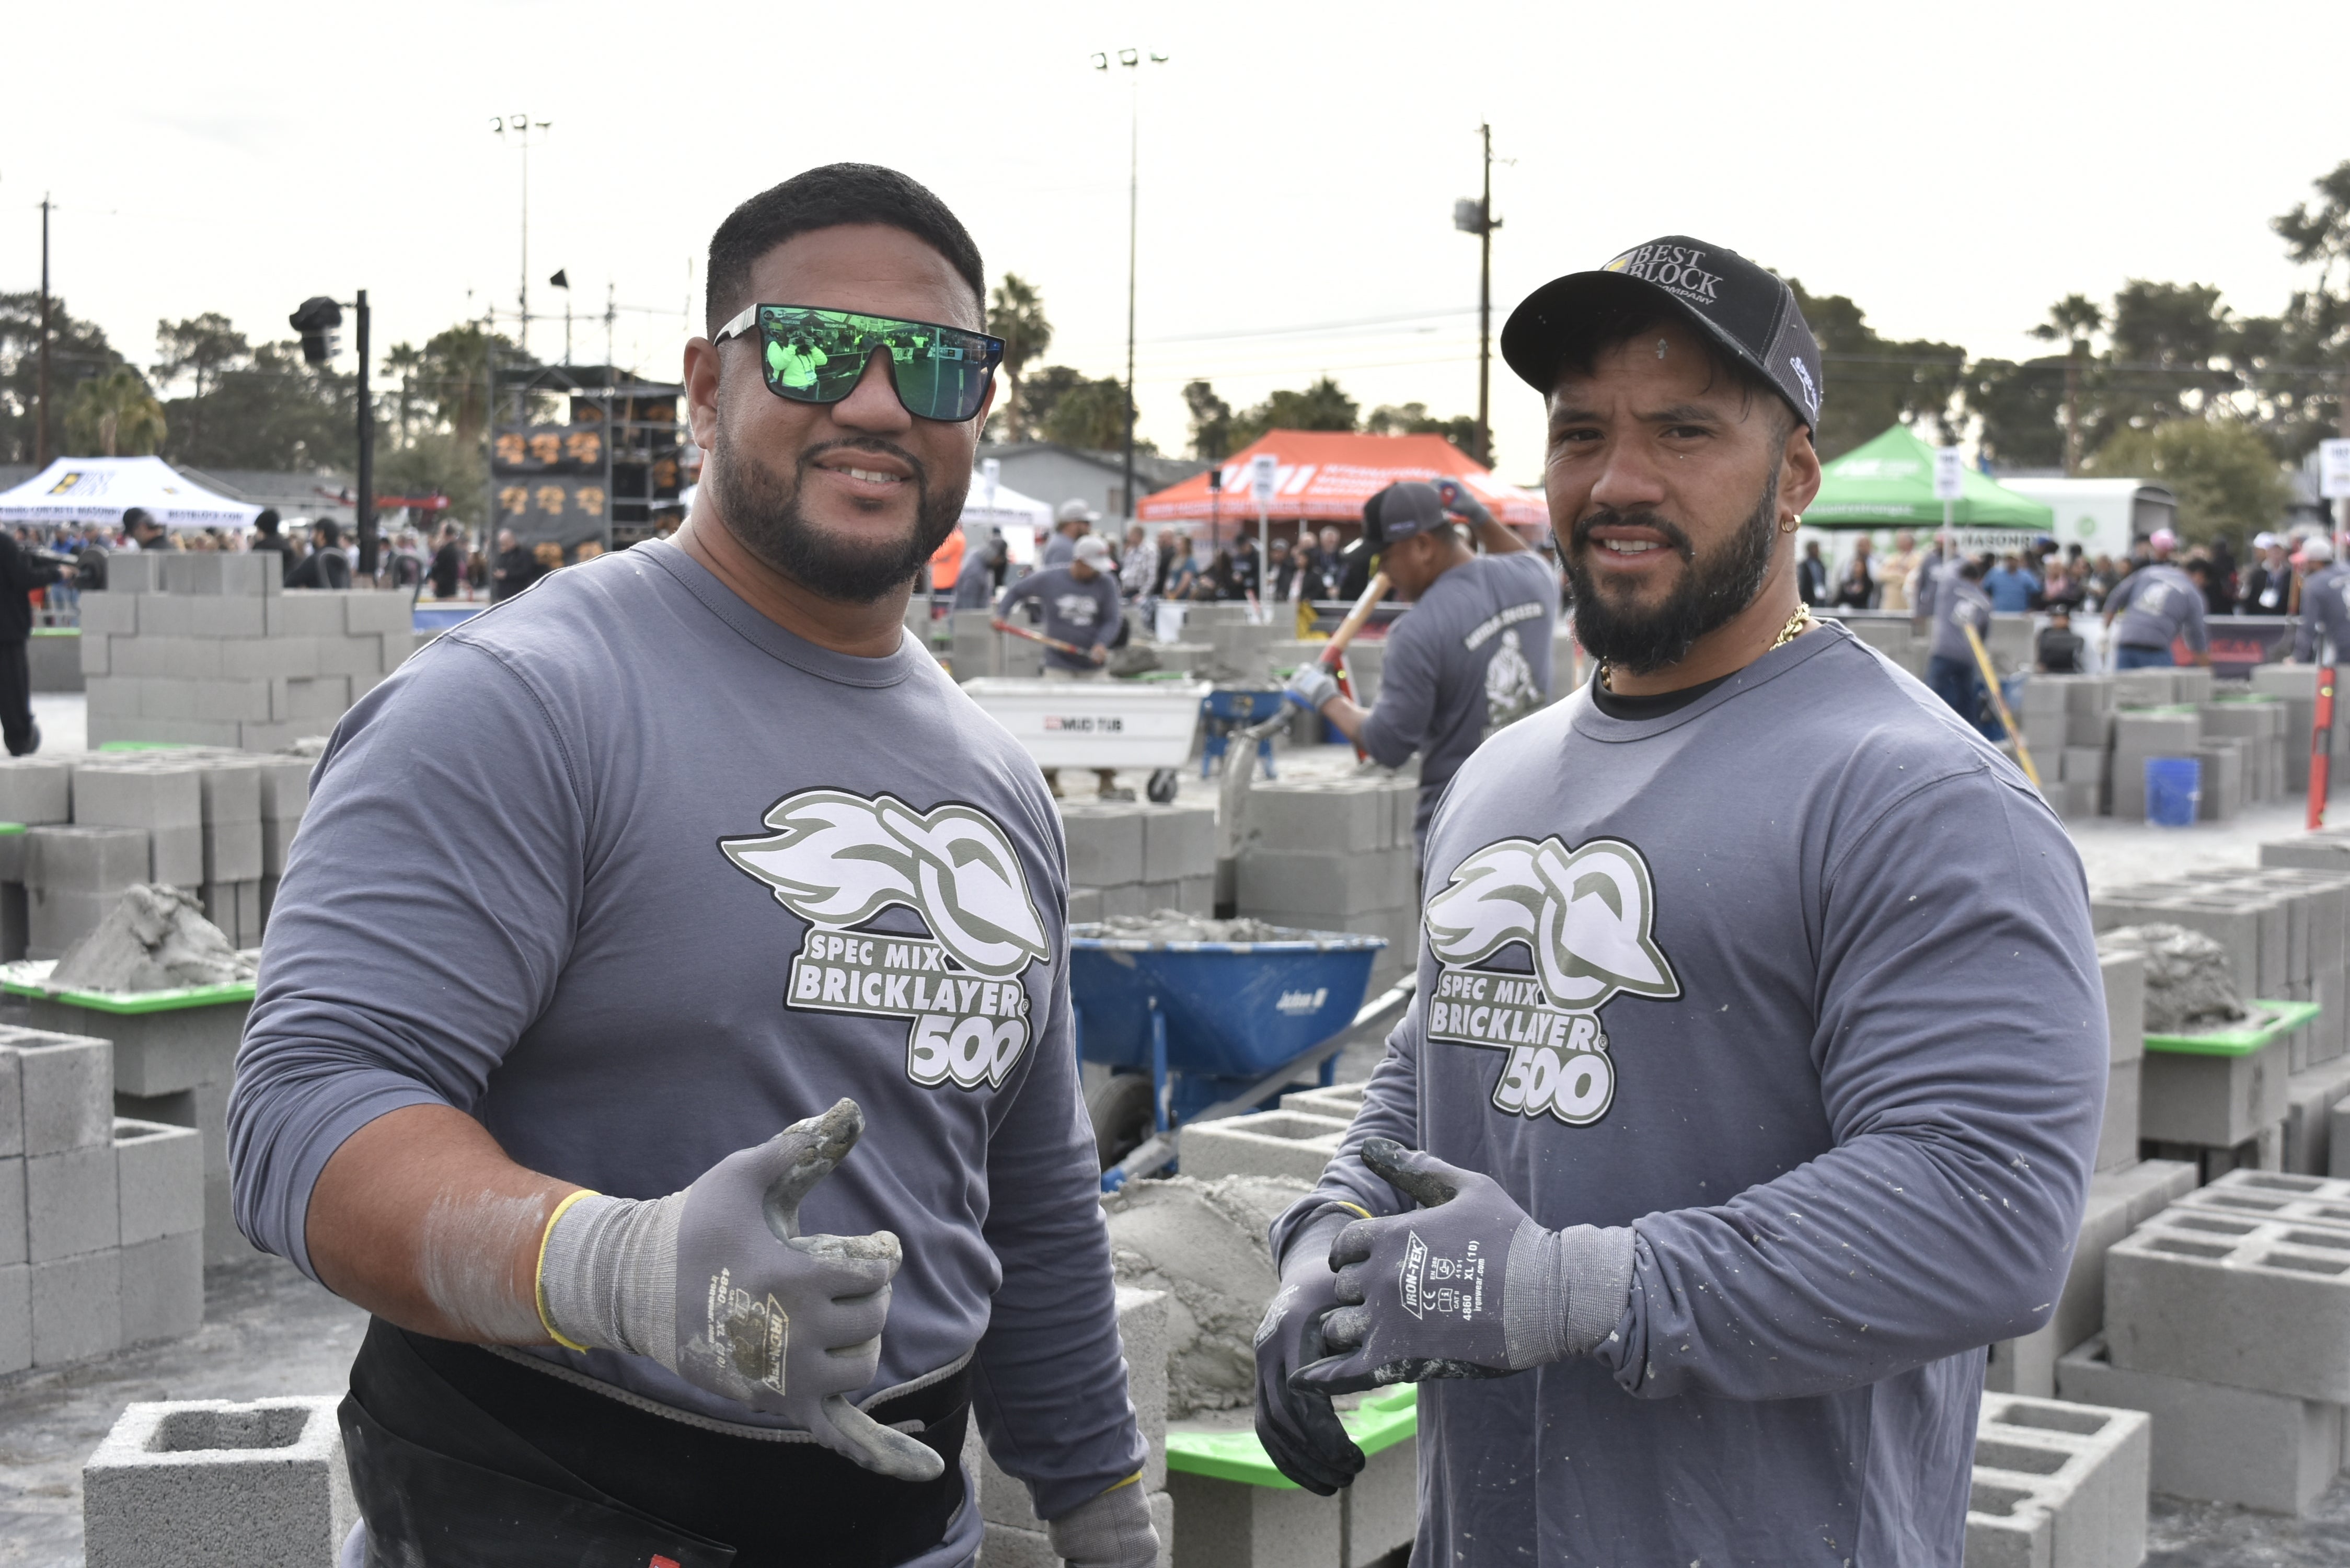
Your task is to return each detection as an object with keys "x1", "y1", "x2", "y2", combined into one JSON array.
[
  {"x1": 1285, "y1": 664, "x2": 1339, "y2": 712},
  {"x1": 538, "y1": 1099, "x2": 943, "y2": 1482},
  {"x1": 1252, "y1": 1212, "x2": 1364, "y2": 1494}
]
